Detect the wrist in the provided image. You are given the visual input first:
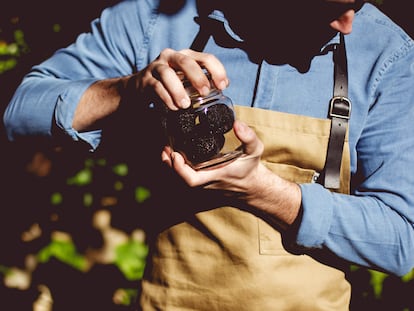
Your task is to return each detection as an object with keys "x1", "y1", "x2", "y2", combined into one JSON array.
[{"x1": 249, "y1": 164, "x2": 302, "y2": 227}]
